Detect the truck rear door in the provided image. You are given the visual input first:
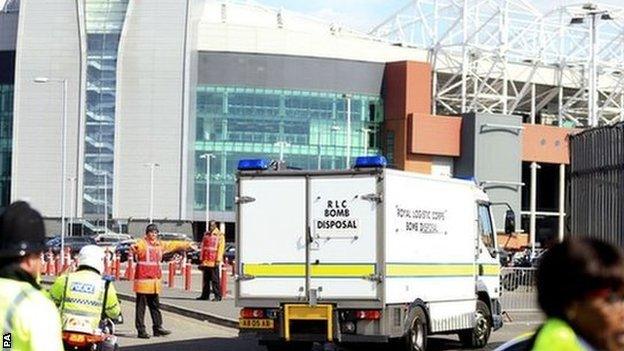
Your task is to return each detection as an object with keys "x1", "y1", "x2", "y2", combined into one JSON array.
[
  {"x1": 238, "y1": 176, "x2": 307, "y2": 300},
  {"x1": 308, "y1": 175, "x2": 380, "y2": 301}
]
